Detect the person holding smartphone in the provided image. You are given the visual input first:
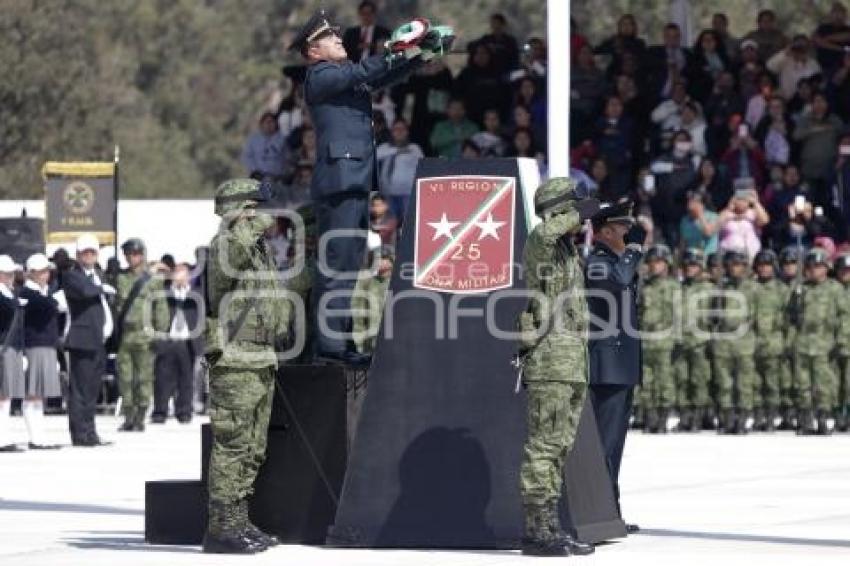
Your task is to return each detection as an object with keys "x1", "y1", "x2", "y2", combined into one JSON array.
[{"x1": 718, "y1": 180, "x2": 770, "y2": 258}]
